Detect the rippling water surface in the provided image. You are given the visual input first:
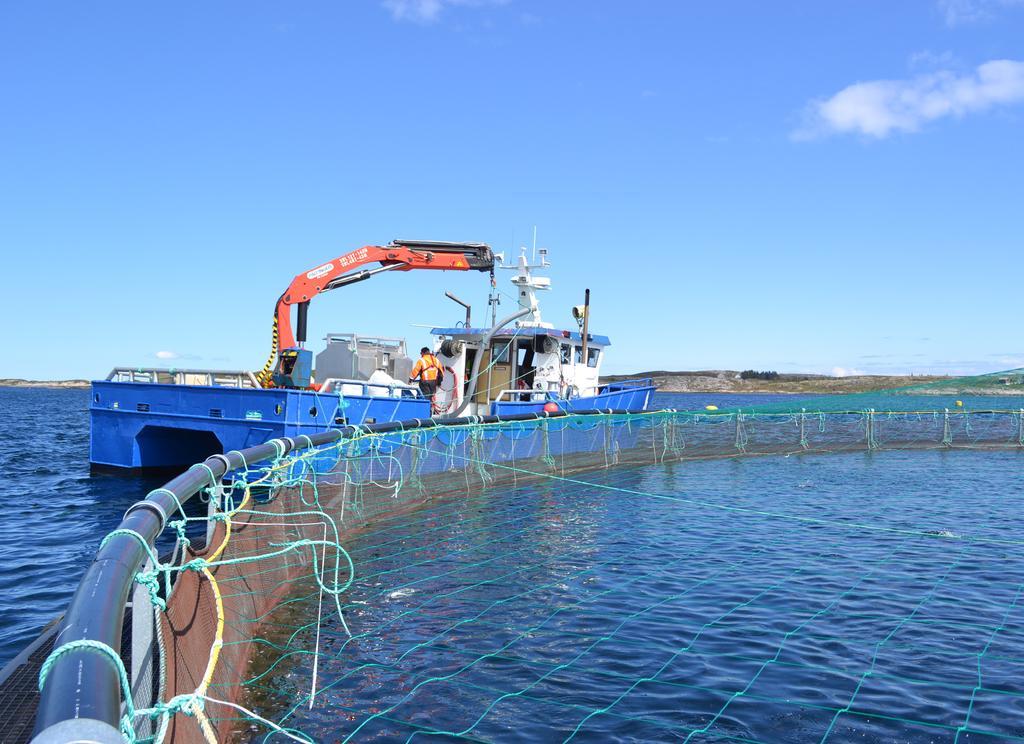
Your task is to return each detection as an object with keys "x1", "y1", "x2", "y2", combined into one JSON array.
[
  {"x1": 252, "y1": 439, "x2": 1024, "y2": 741},
  {"x1": 0, "y1": 388, "x2": 164, "y2": 667},
  {"x1": 5, "y1": 388, "x2": 1024, "y2": 743}
]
